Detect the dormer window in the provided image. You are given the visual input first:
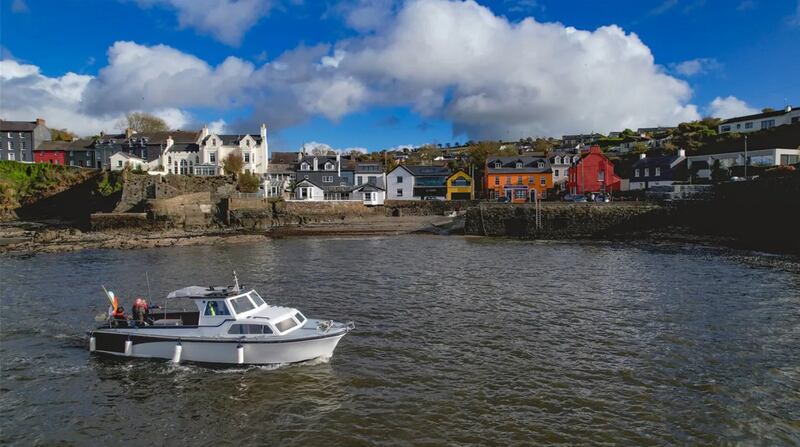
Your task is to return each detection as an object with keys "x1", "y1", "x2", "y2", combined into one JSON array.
[
  {"x1": 300, "y1": 162, "x2": 310, "y2": 171},
  {"x1": 537, "y1": 162, "x2": 544, "y2": 168},
  {"x1": 655, "y1": 167, "x2": 661, "y2": 176},
  {"x1": 494, "y1": 161, "x2": 502, "y2": 169},
  {"x1": 325, "y1": 162, "x2": 334, "y2": 171},
  {"x1": 515, "y1": 162, "x2": 522, "y2": 169},
  {"x1": 554, "y1": 156, "x2": 561, "y2": 164}
]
